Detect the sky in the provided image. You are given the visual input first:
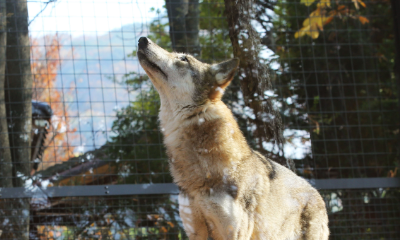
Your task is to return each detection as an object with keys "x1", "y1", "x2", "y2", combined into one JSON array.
[{"x1": 28, "y1": 0, "x2": 164, "y2": 36}]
